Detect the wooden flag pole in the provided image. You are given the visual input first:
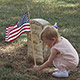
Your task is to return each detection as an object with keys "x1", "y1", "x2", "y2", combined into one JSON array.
[{"x1": 27, "y1": 6, "x2": 36, "y2": 65}]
